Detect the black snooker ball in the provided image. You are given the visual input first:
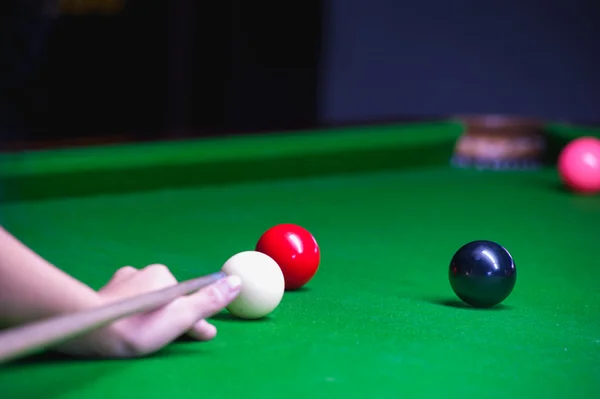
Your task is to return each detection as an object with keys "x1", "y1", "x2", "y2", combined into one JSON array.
[{"x1": 448, "y1": 240, "x2": 516, "y2": 308}]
